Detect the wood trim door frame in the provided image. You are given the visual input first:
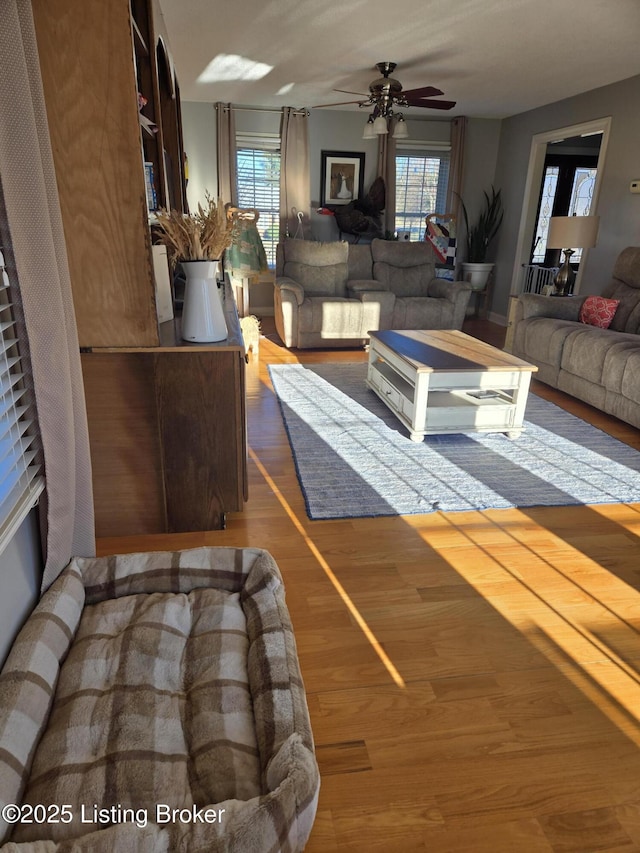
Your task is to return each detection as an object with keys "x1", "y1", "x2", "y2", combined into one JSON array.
[{"x1": 509, "y1": 116, "x2": 612, "y2": 297}]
